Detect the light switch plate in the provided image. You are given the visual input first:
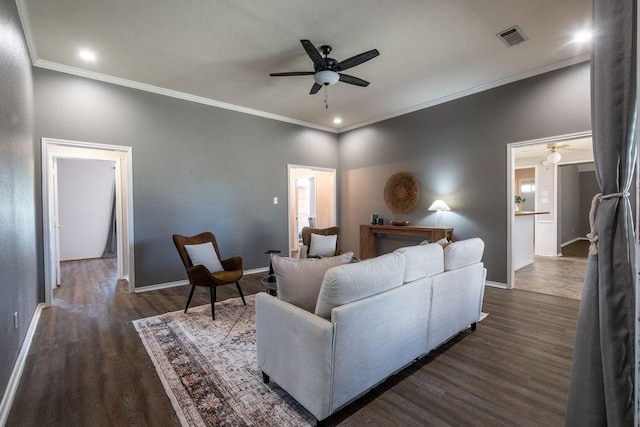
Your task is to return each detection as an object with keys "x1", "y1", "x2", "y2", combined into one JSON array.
[
  {"x1": 541, "y1": 197, "x2": 549, "y2": 204},
  {"x1": 541, "y1": 190, "x2": 549, "y2": 196},
  {"x1": 273, "y1": 197, "x2": 278, "y2": 204}
]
